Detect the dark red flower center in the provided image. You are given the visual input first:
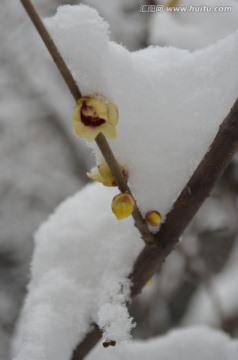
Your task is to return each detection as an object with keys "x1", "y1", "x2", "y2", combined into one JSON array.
[{"x1": 80, "y1": 102, "x2": 106, "y2": 128}]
